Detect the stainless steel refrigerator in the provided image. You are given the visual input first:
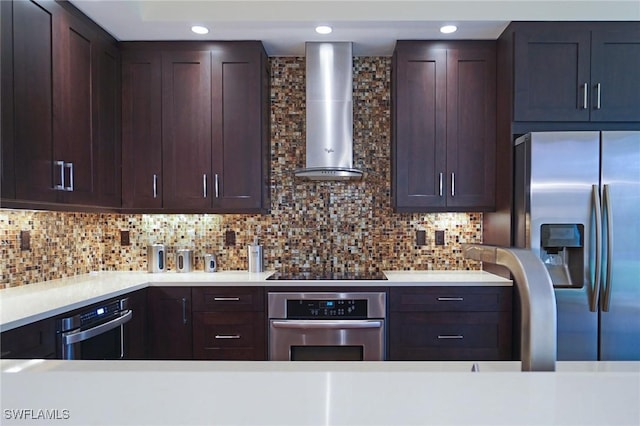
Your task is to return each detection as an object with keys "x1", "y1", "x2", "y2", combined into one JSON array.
[{"x1": 514, "y1": 131, "x2": 640, "y2": 360}]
